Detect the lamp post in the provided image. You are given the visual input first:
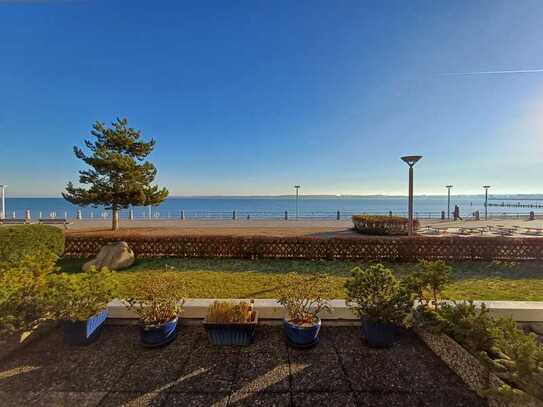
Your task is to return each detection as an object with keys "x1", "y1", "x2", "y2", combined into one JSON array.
[
  {"x1": 0, "y1": 185, "x2": 6, "y2": 220},
  {"x1": 445, "y1": 185, "x2": 453, "y2": 220},
  {"x1": 294, "y1": 185, "x2": 301, "y2": 220},
  {"x1": 483, "y1": 185, "x2": 491, "y2": 220},
  {"x1": 401, "y1": 156, "x2": 423, "y2": 236}
]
